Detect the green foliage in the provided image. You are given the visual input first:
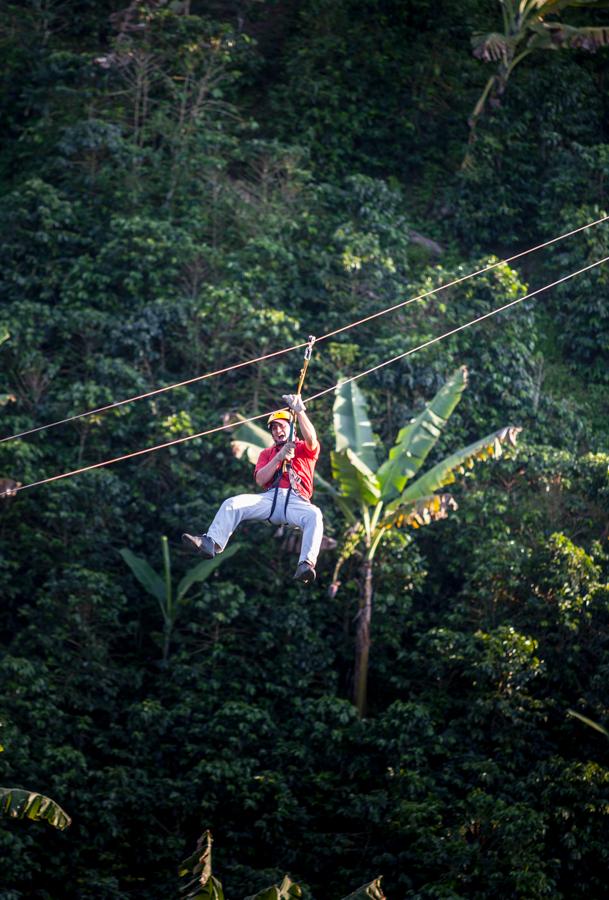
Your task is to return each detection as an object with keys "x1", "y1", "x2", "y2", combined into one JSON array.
[
  {"x1": 542, "y1": 203, "x2": 609, "y2": 383},
  {"x1": 1, "y1": 1, "x2": 609, "y2": 897}
]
